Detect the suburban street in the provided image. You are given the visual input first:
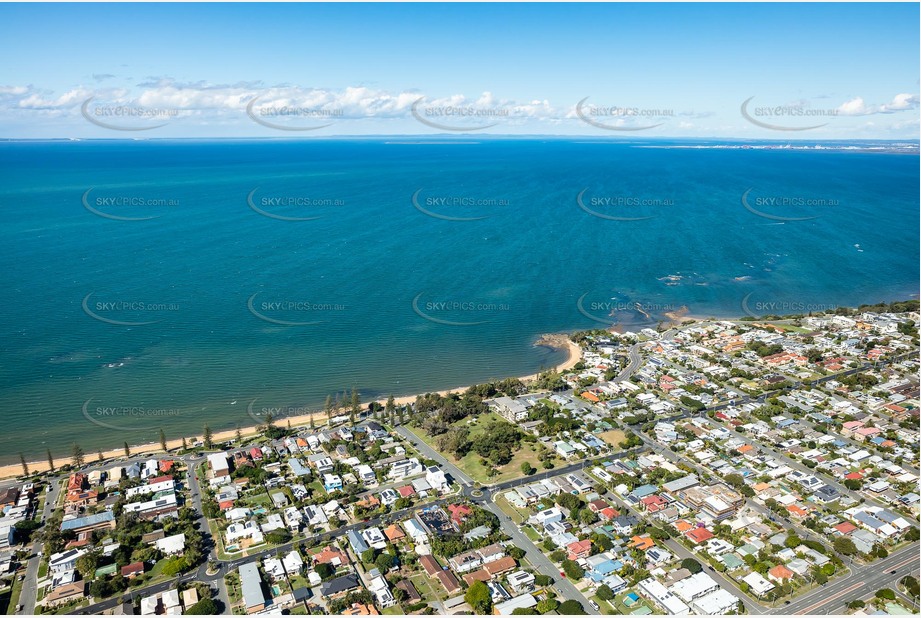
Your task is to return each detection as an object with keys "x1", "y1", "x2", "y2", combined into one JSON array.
[
  {"x1": 9, "y1": 334, "x2": 917, "y2": 617},
  {"x1": 15, "y1": 478, "x2": 57, "y2": 615}
]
